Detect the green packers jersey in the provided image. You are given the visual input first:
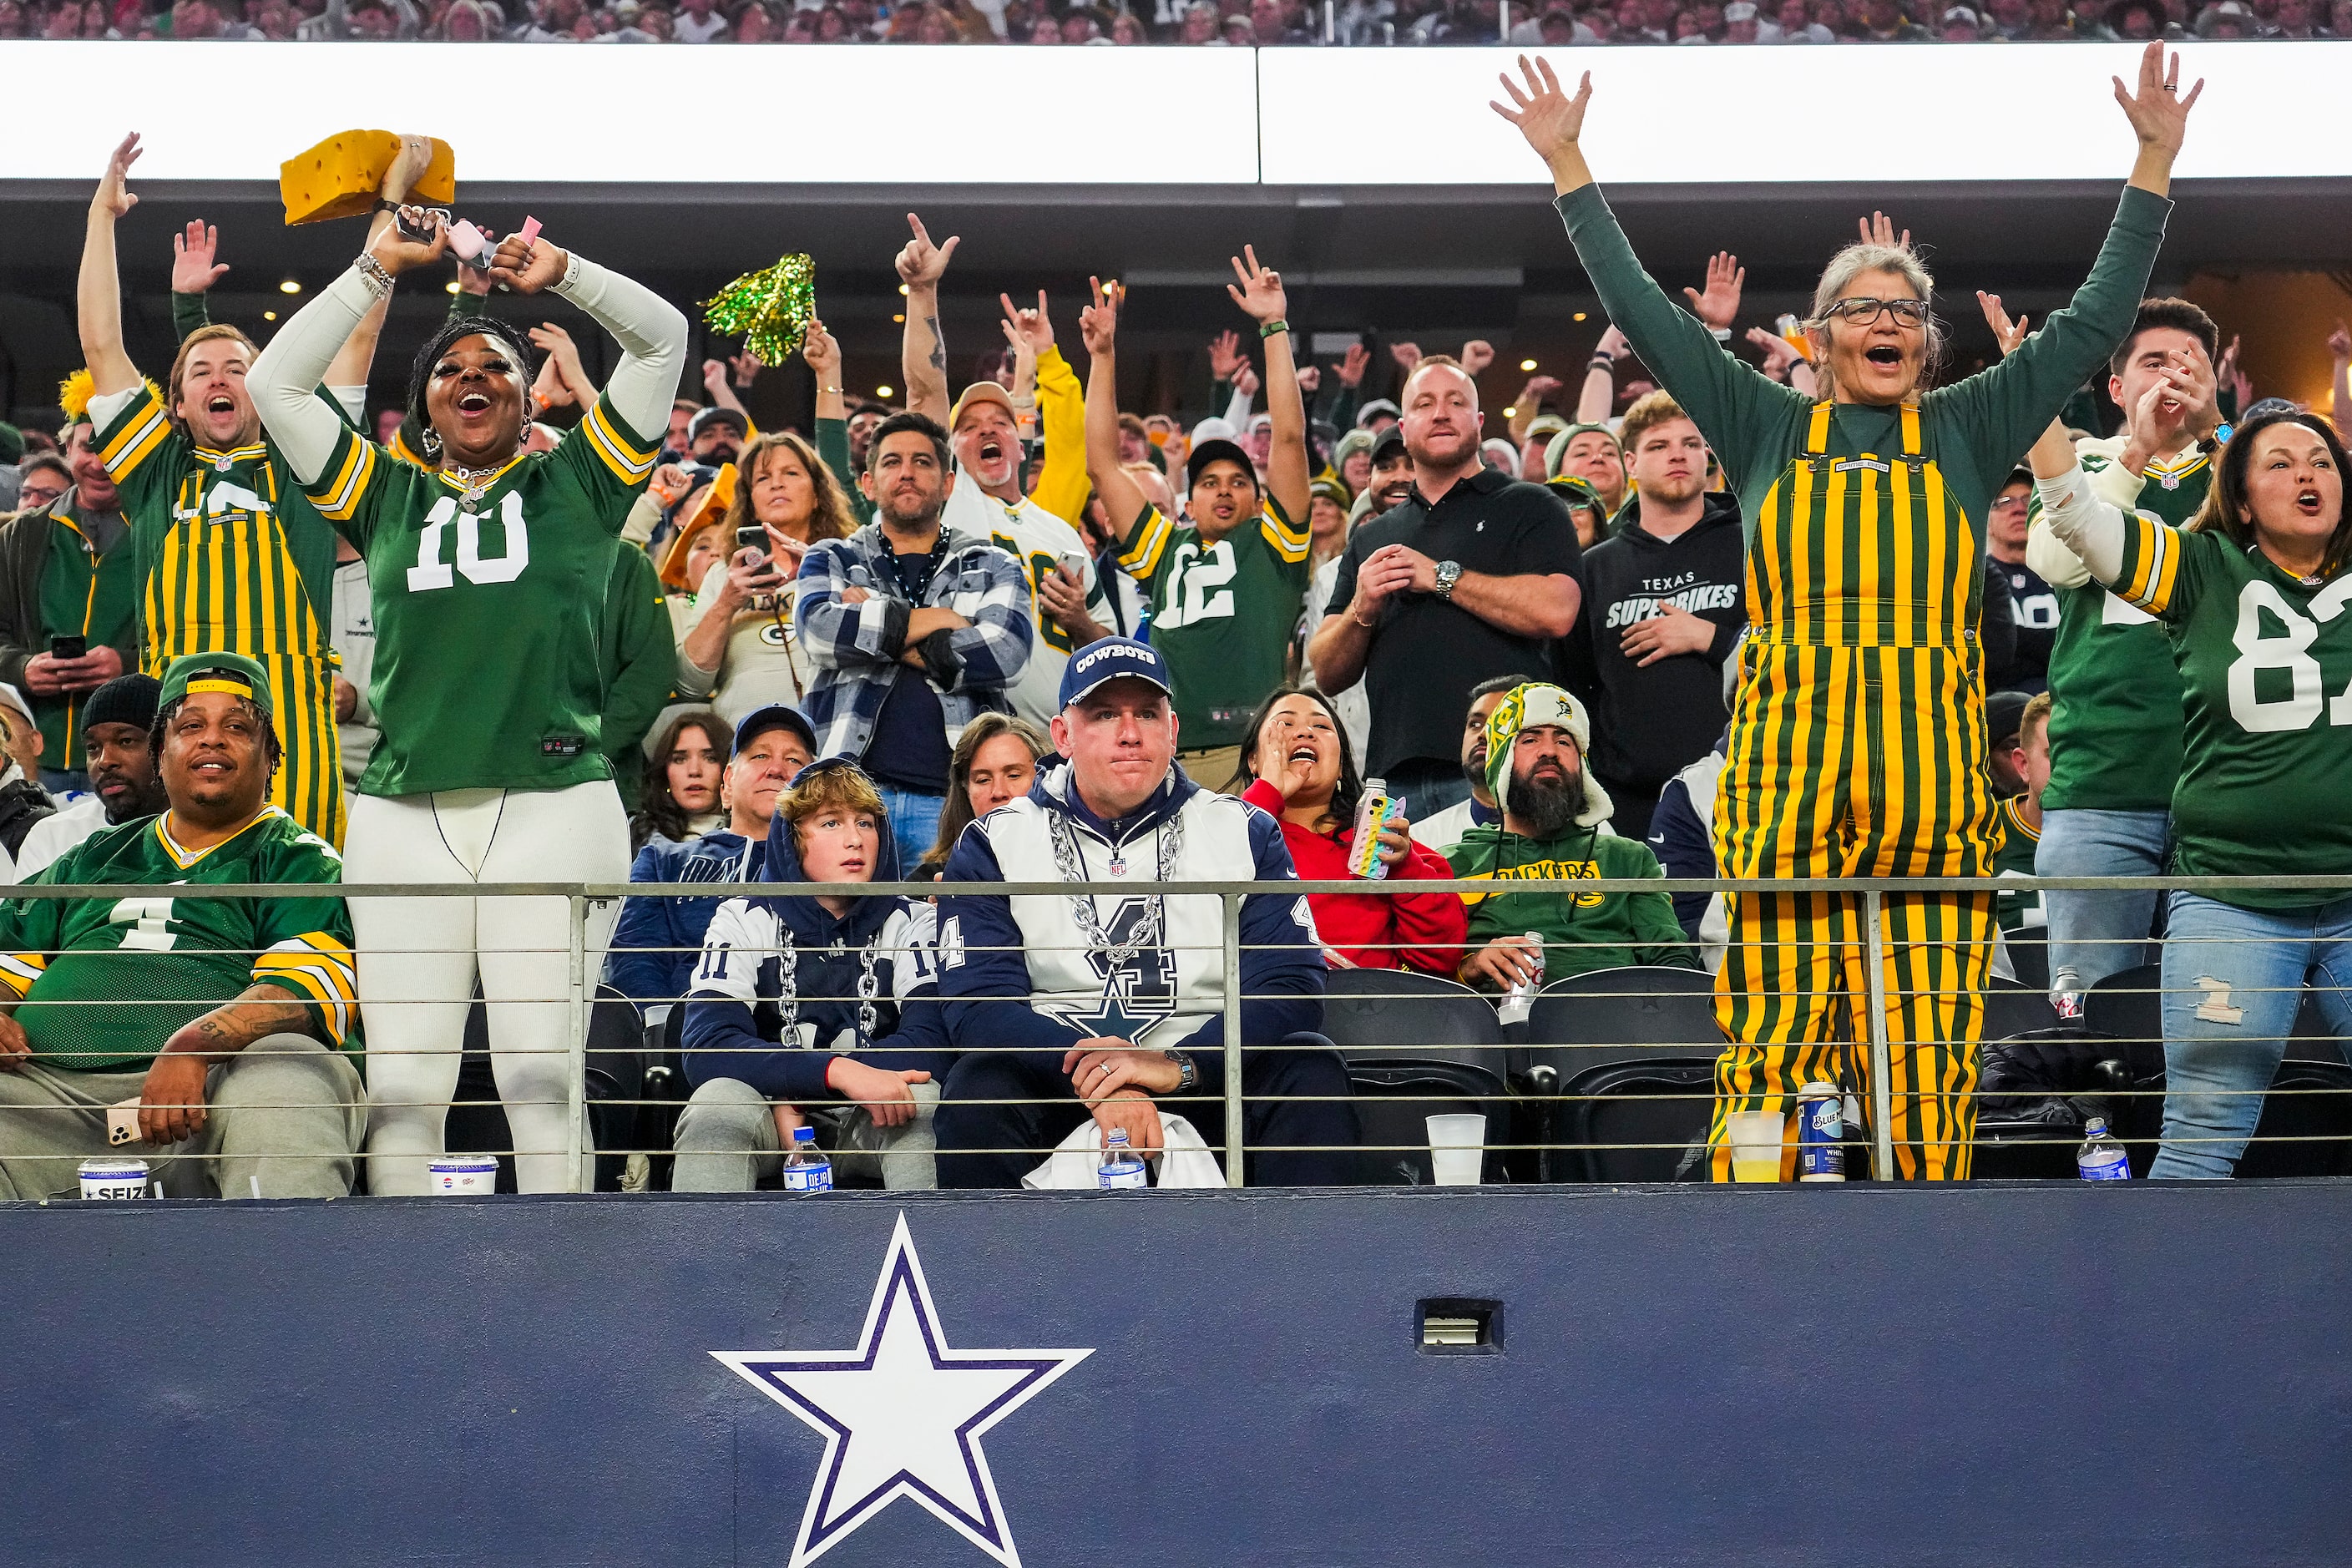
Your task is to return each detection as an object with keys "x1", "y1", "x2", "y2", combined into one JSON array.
[
  {"x1": 1116, "y1": 497, "x2": 1311, "y2": 748},
  {"x1": 1990, "y1": 795, "x2": 2044, "y2": 933},
  {"x1": 31, "y1": 501, "x2": 138, "y2": 771},
  {"x1": 2035, "y1": 434, "x2": 2212, "y2": 813},
  {"x1": 2111, "y1": 513, "x2": 2352, "y2": 908},
  {"x1": 302, "y1": 394, "x2": 658, "y2": 796},
  {"x1": 0, "y1": 808, "x2": 354, "y2": 1071}
]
